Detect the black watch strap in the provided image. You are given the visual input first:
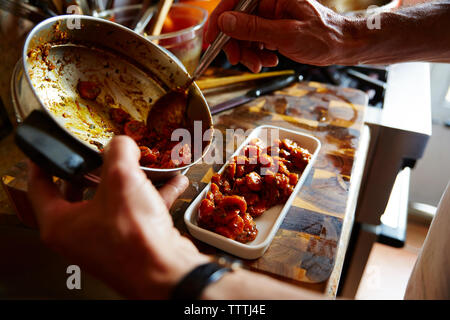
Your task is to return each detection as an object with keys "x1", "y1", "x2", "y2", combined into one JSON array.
[{"x1": 171, "y1": 262, "x2": 232, "y2": 300}]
